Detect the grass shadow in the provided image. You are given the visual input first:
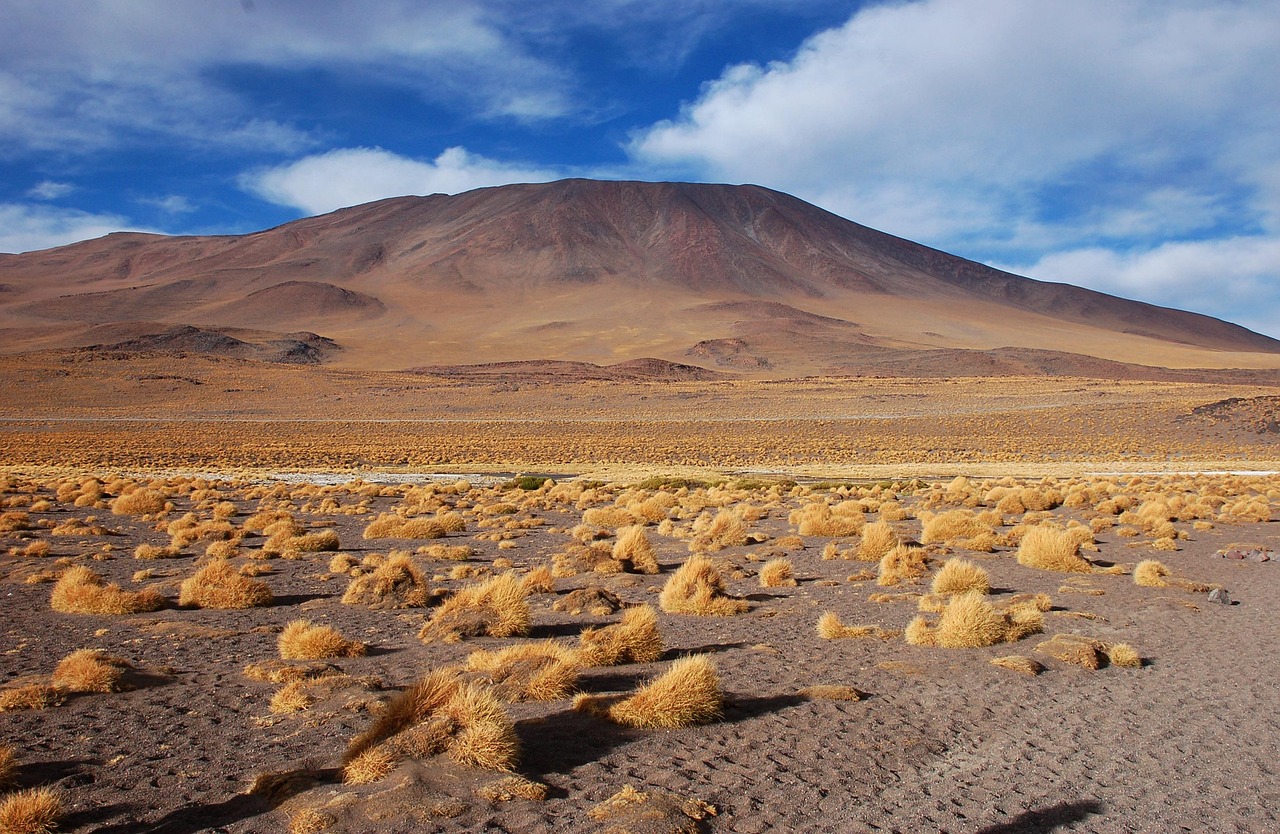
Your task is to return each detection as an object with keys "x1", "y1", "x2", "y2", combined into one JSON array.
[{"x1": 976, "y1": 799, "x2": 1105, "y2": 833}]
